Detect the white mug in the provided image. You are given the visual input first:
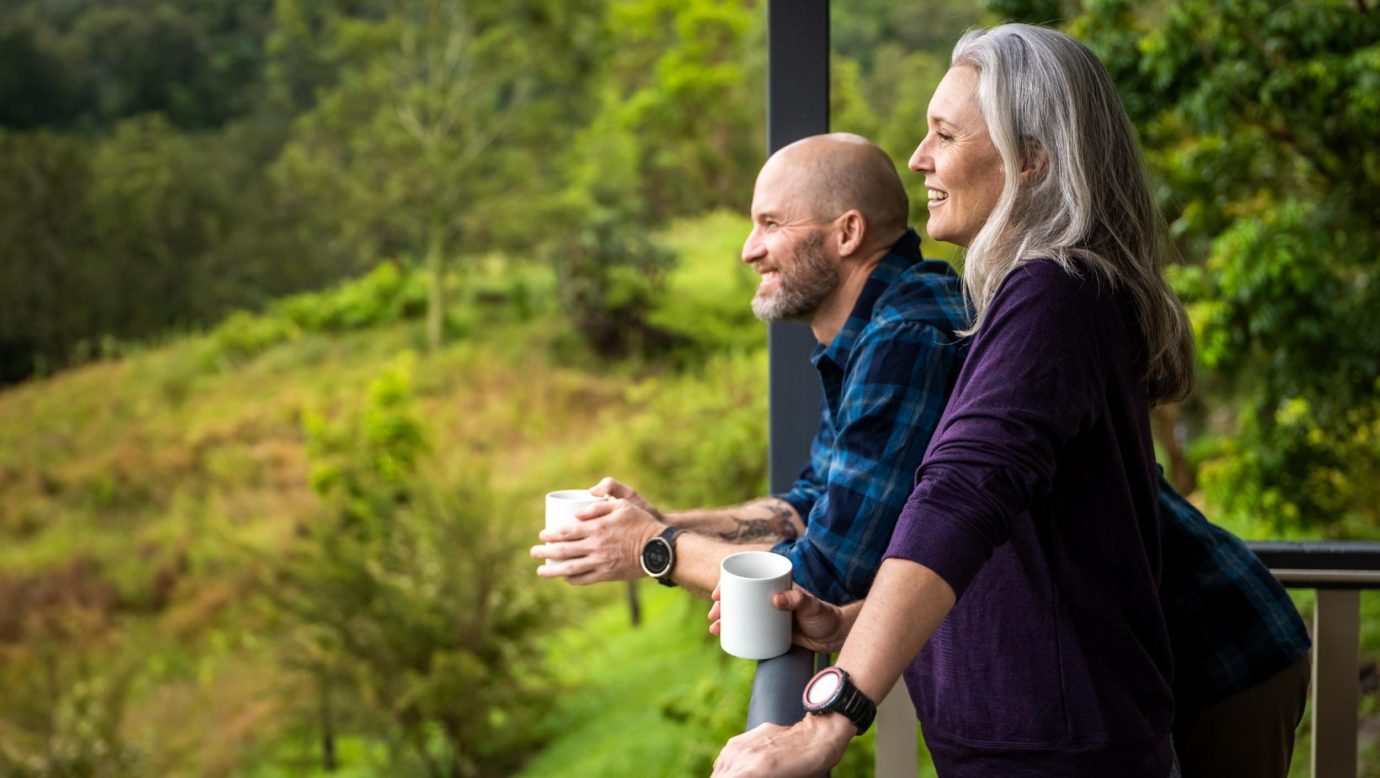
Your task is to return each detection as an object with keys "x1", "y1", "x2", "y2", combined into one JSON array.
[
  {"x1": 543, "y1": 490, "x2": 607, "y2": 566},
  {"x1": 719, "y1": 551, "x2": 793, "y2": 660}
]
